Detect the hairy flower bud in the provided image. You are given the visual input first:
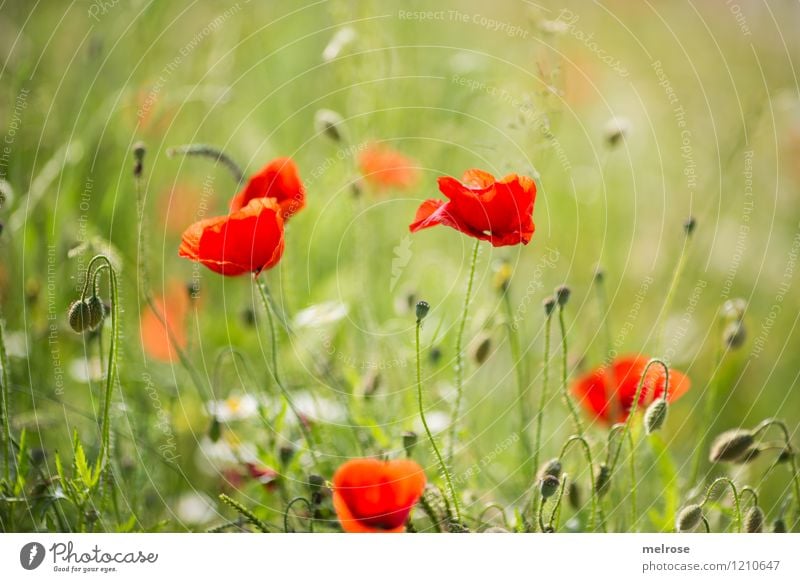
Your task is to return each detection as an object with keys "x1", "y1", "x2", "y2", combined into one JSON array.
[
  {"x1": 676, "y1": 504, "x2": 703, "y2": 532},
  {"x1": 86, "y1": 295, "x2": 105, "y2": 330},
  {"x1": 744, "y1": 506, "x2": 764, "y2": 533},
  {"x1": 540, "y1": 474, "x2": 560, "y2": 499},
  {"x1": 594, "y1": 463, "x2": 611, "y2": 498},
  {"x1": 709, "y1": 429, "x2": 755, "y2": 462},
  {"x1": 68, "y1": 299, "x2": 93, "y2": 333},
  {"x1": 723, "y1": 320, "x2": 747, "y2": 350},
  {"x1": 644, "y1": 399, "x2": 668, "y2": 434},
  {"x1": 415, "y1": 300, "x2": 430, "y2": 323},
  {"x1": 538, "y1": 458, "x2": 562, "y2": 480},
  {"x1": 555, "y1": 285, "x2": 571, "y2": 307},
  {"x1": 543, "y1": 296, "x2": 556, "y2": 317},
  {"x1": 773, "y1": 518, "x2": 787, "y2": 533}
]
